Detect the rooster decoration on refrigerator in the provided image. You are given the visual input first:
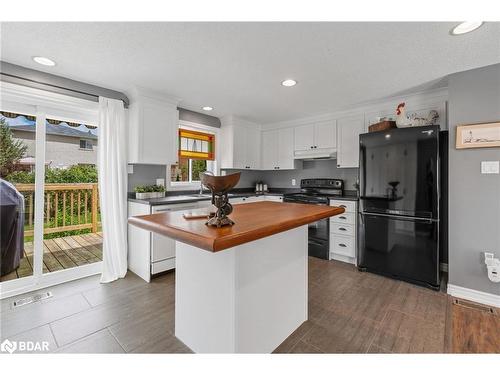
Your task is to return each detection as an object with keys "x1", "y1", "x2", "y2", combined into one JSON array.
[{"x1": 395, "y1": 102, "x2": 439, "y2": 128}]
